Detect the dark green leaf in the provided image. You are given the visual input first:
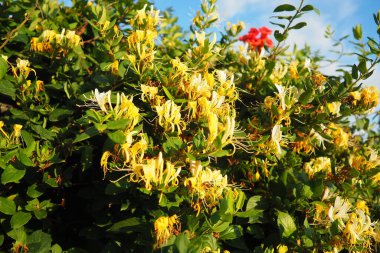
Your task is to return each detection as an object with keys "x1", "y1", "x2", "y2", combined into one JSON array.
[
  {"x1": 73, "y1": 126, "x2": 100, "y2": 143},
  {"x1": 301, "y1": 5, "x2": 314, "y2": 12},
  {"x1": 290, "y1": 22, "x2": 307, "y2": 30},
  {"x1": 0, "y1": 80, "x2": 16, "y2": 99},
  {"x1": 273, "y1": 4, "x2": 296, "y2": 12},
  {"x1": 49, "y1": 109, "x2": 73, "y2": 122},
  {"x1": 107, "y1": 217, "x2": 142, "y2": 232},
  {"x1": 27, "y1": 230, "x2": 52, "y2": 253}
]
